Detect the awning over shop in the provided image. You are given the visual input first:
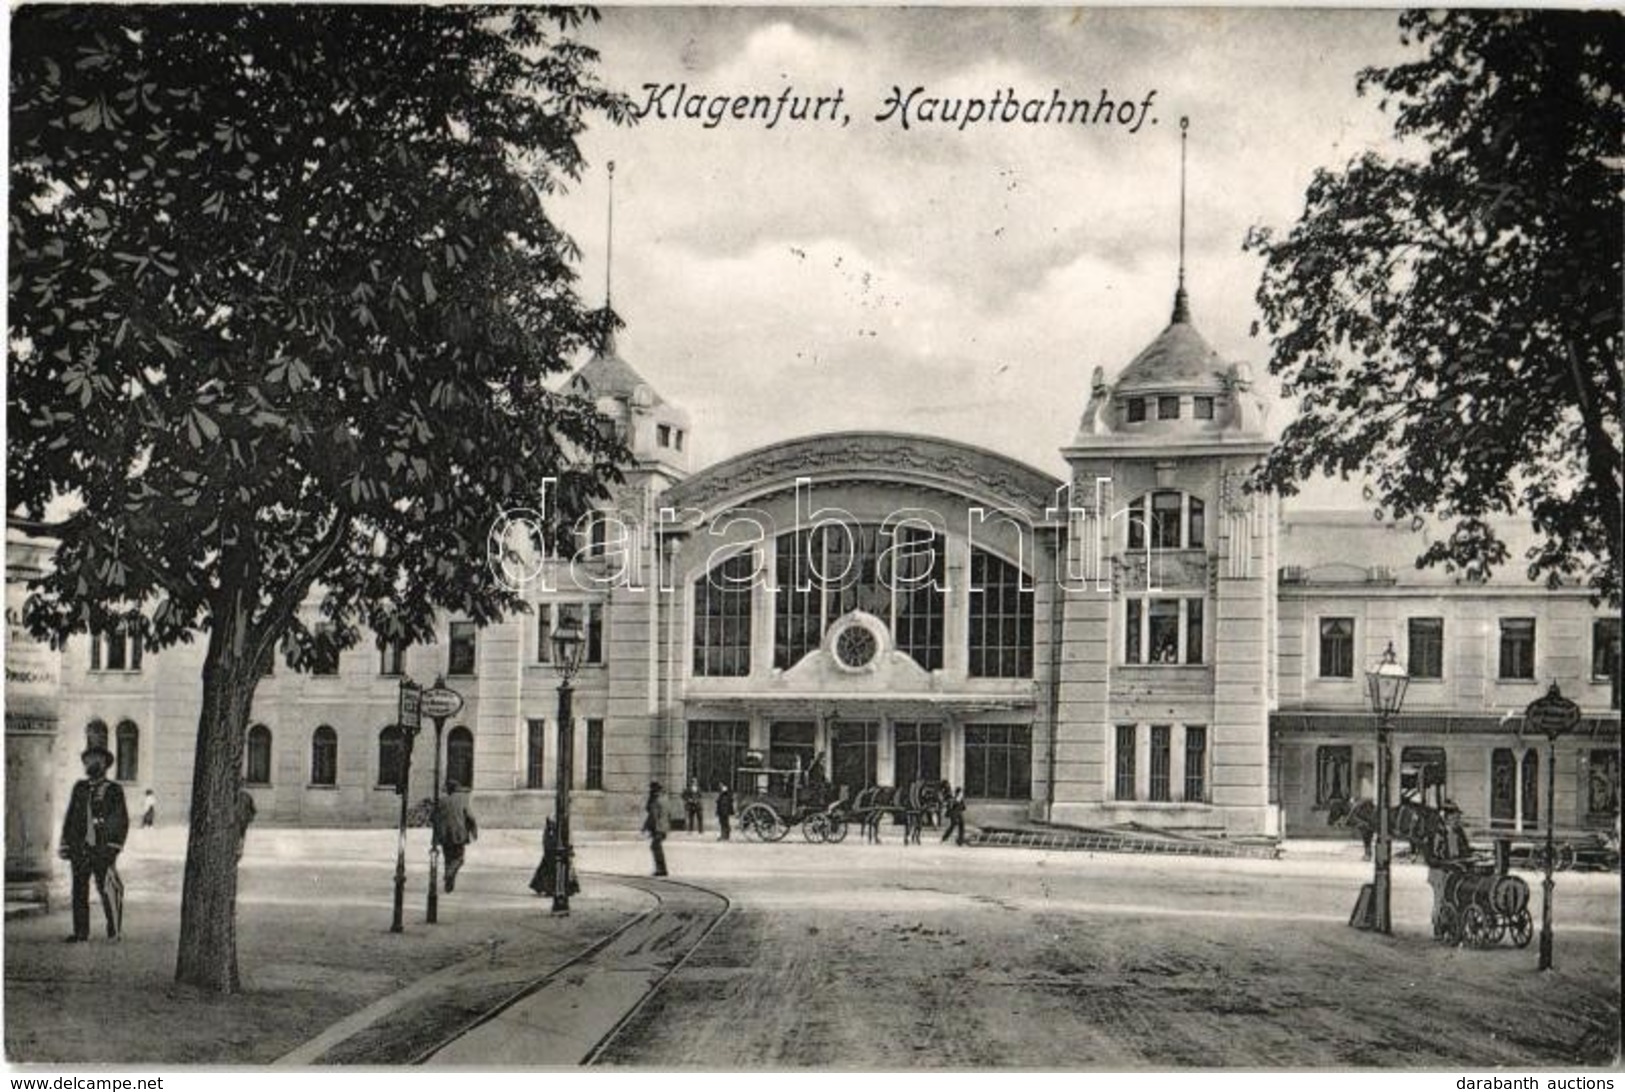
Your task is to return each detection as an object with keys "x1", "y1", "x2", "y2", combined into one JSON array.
[{"x1": 1270, "y1": 711, "x2": 1621, "y2": 738}]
